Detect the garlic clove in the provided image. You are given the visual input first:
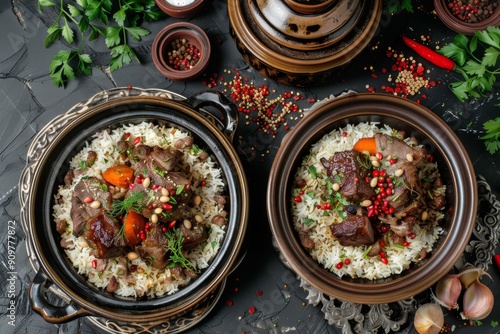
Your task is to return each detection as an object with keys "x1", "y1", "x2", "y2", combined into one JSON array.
[
  {"x1": 433, "y1": 274, "x2": 461, "y2": 310},
  {"x1": 414, "y1": 303, "x2": 444, "y2": 334},
  {"x1": 458, "y1": 265, "x2": 492, "y2": 289},
  {"x1": 460, "y1": 279, "x2": 494, "y2": 320}
]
